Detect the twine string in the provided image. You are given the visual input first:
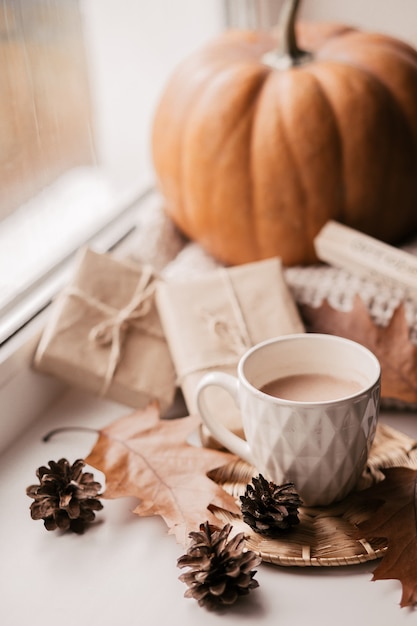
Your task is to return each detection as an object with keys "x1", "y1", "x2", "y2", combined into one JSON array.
[
  {"x1": 219, "y1": 268, "x2": 252, "y2": 348},
  {"x1": 199, "y1": 308, "x2": 249, "y2": 356},
  {"x1": 65, "y1": 265, "x2": 158, "y2": 394},
  {"x1": 176, "y1": 269, "x2": 253, "y2": 383}
]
